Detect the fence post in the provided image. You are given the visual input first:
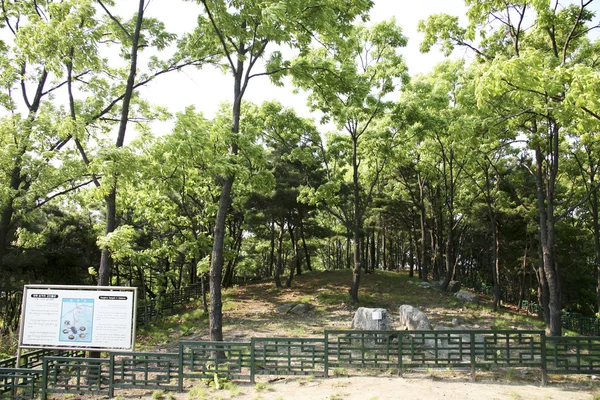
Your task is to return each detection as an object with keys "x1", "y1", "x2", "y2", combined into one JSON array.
[
  {"x1": 178, "y1": 342, "x2": 184, "y2": 391},
  {"x1": 108, "y1": 353, "x2": 115, "y2": 398},
  {"x1": 324, "y1": 331, "x2": 329, "y2": 378},
  {"x1": 470, "y1": 332, "x2": 476, "y2": 382},
  {"x1": 540, "y1": 331, "x2": 548, "y2": 386},
  {"x1": 398, "y1": 332, "x2": 403, "y2": 377},
  {"x1": 250, "y1": 338, "x2": 256, "y2": 383},
  {"x1": 41, "y1": 358, "x2": 48, "y2": 400}
]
